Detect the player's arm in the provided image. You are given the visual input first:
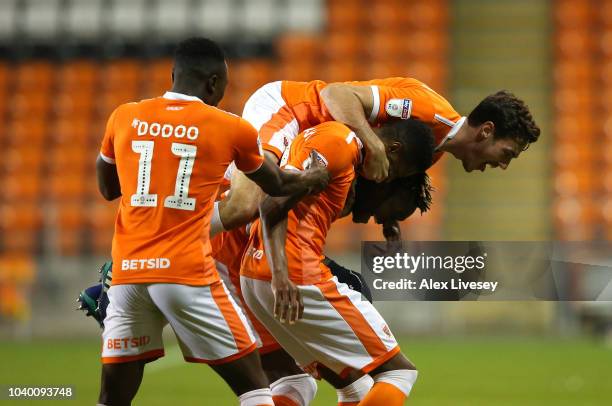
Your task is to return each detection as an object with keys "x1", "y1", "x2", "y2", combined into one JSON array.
[
  {"x1": 260, "y1": 197, "x2": 304, "y2": 325},
  {"x1": 320, "y1": 83, "x2": 389, "y2": 182},
  {"x1": 245, "y1": 155, "x2": 329, "y2": 197},
  {"x1": 96, "y1": 156, "x2": 121, "y2": 201},
  {"x1": 97, "y1": 108, "x2": 120, "y2": 201},
  {"x1": 214, "y1": 152, "x2": 276, "y2": 233}
]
